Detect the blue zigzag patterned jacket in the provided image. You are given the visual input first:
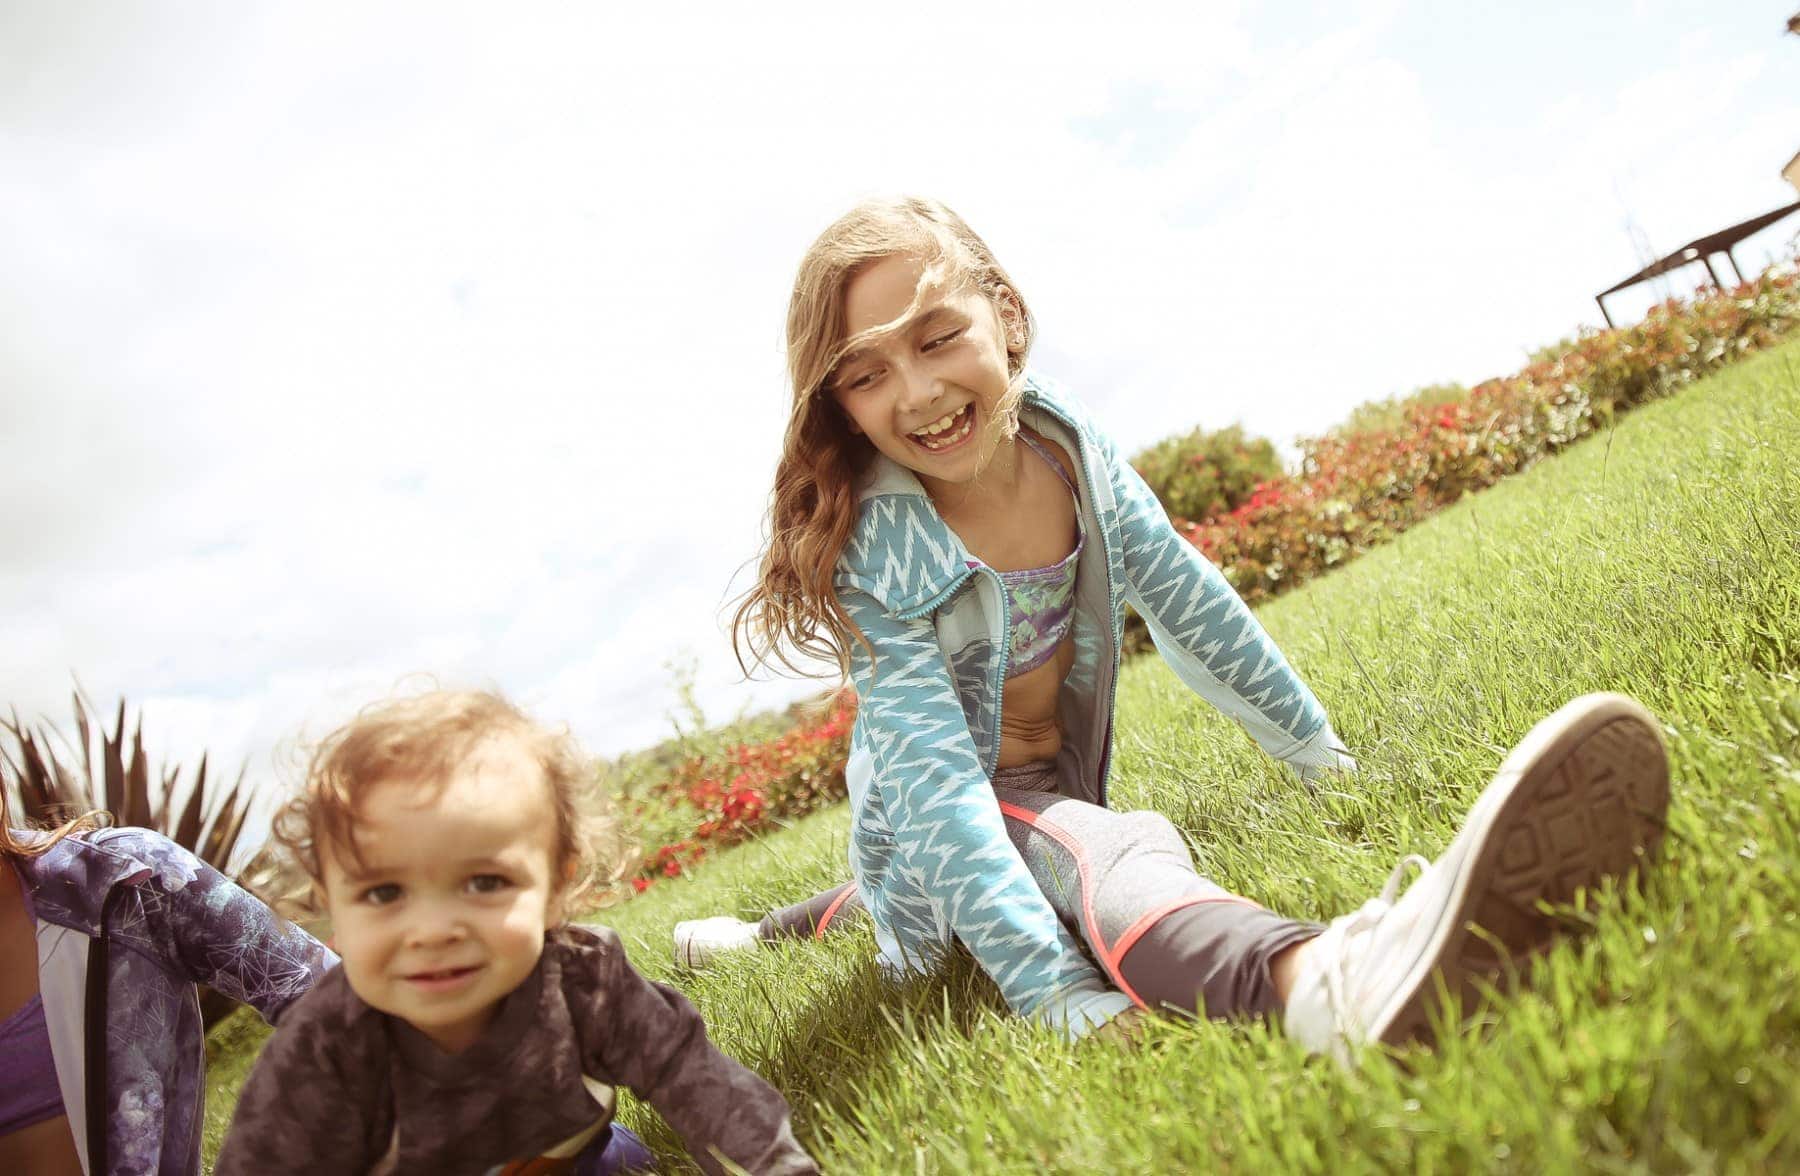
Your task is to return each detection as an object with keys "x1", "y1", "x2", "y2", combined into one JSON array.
[{"x1": 836, "y1": 374, "x2": 1353, "y2": 1036}]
